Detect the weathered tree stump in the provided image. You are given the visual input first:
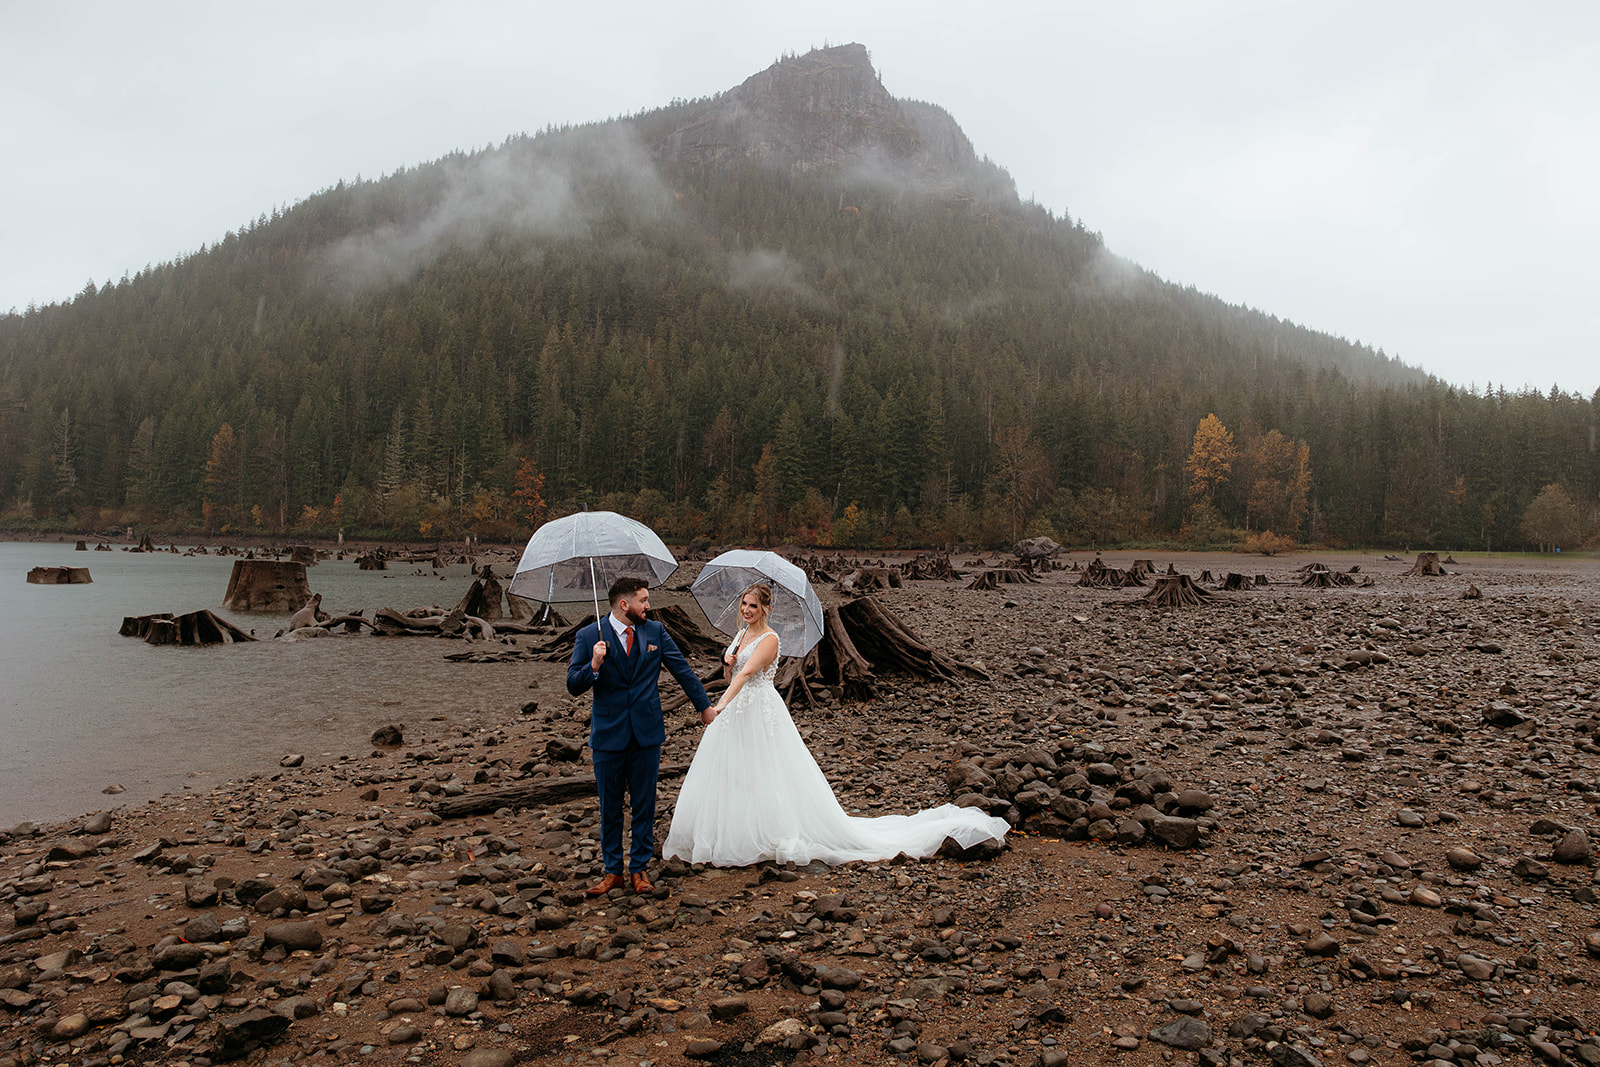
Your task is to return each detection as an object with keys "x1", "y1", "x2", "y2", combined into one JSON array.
[
  {"x1": 1300, "y1": 564, "x2": 1356, "y2": 588},
  {"x1": 223, "y1": 560, "x2": 311, "y2": 611},
  {"x1": 1198, "y1": 570, "x2": 1215, "y2": 584},
  {"x1": 967, "y1": 568, "x2": 1038, "y2": 590},
  {"x1": 1254, "y1": 574, "x2": 1269, "y2": 587},
  {"x1": 838, "y1": 567, "x2": 901, "y2": 594},
  {"x1": 288, "y1": 545, "x2": 317, "y2": 566},
  {"x1": 1461, "y1": 583, "x2": 1483, "y2": 600},
  {"x1": 1139, "y1": 574, "x2": 1214, "y2": 608},
  {"x1": 1077, "y1": 558, "x2": 1145, "y2": 587},
  {"x1": 121, "y1": 610, "x2": 255, "y2": 645},
  {"x1": 1130, "y1": 559, "x2": 1156, "y2": 579},
  {"x1": 27, "y1": 566, "x2": 92, "y2": 584},
  {"x1": 1403, "y1": 552, "x2": 1445, "y2": 576},
  {"x1": 74, "y1": 540, "x2": 87, "y2": 551},
  {"x1": 1221, "y1": 572, "x2": 1251, "y2": 591},
  {"x1": 357, "y1": 553, "x2": 387, "y2": 570},
  {"x1": 901, "y1": 552, "x2": 961, "y2": 581}
]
